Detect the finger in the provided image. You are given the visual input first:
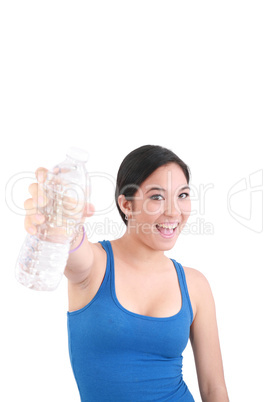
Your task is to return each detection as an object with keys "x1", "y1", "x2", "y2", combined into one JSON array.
[
  {"x1": 24, "y1": 198, "x2": 45, "y2": 225},
  {"x1": 28, "y1": 182, "x2": 38, "y2": 198},
  {"x1": 24, "y1": 214, "x2": 45, "y2": 234},
  {"x1": 24, "y1": 198, "x2": 36, "y2": 216},
  {"x1": 31, "y1": 213, "x2": 45, "y2": 225},
  {"x1": 28, "y1": 183, "x2": 48, "y2": 208},
  {"x1": 24, "y1": 215, "x2": 37, "y2": 235},
  {"x1": 35, "y1": 167, "x2": 48, "y2": 183},
  {"x1": 83, "y1": 203, "x2": 95, "y2": 217}
]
